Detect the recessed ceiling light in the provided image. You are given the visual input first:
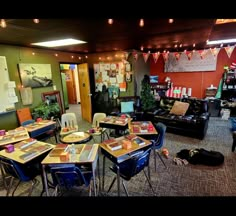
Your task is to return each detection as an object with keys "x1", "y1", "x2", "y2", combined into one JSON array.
[{"x1": 31, "y1": 38, "x2": 87, "y2": 47}]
